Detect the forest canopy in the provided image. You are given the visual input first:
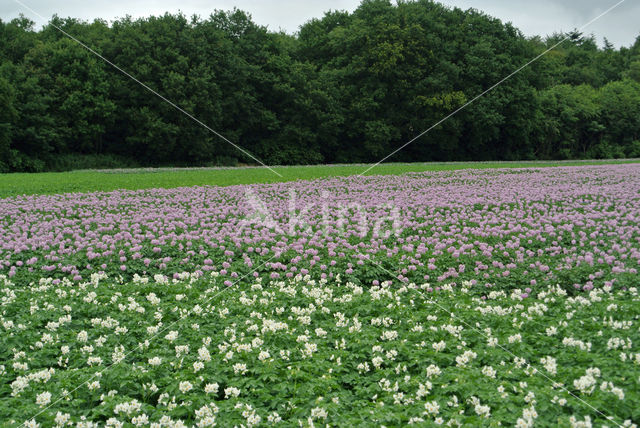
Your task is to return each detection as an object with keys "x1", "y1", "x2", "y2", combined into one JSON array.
[{"x1": 1, "y1": 0, "x2": 639, "y2": 172}]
